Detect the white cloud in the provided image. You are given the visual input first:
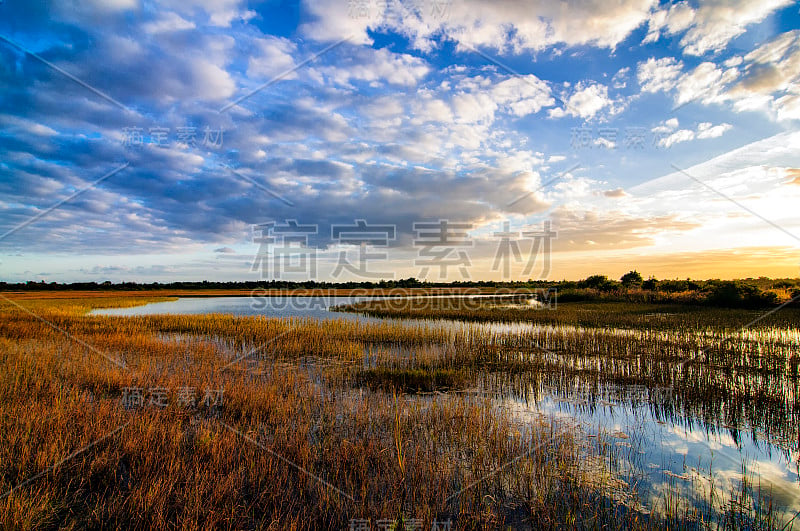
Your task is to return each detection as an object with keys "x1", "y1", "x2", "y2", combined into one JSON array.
[
  {"x1": 246, "y1": 37, "x2": 296, "y2": 79},
  {"x1": 650, "y1": 117, "x2": 679, "y2": 135},
  {"x1": 0, "y1": 115, "x2": 59, "y2": 136},
  {"x1": 489, "y1": 75, "x2": 554, "y2": 117},
  {"x1": 637, "y1": 57, "x2": 683, "y2": 93},
  {"x1": 298, "y1": 0, "x2": 379, "y2": 45},
  {"x1": 612, "y1": 67, "x2": 631, "y2": 89},
  {"x1": 636, "y1": 131, "x2": 800, "y2": 198},
  {"x1": 675, "y1": 61, "x2": 731, "y2": 106},
  {"x1": 409, "y1": 95, "x2": 454, "y2": 124},
  {"x1": 654, "y1": 120, "x2": 731, "y2": 147},
  {"x1": 658, "y1": 128, "x2": 695, "y2": 148},
  {"x1": 639, "y1": 30, "x2": 800, "y2": 121},
  {"x1": 594, "y1": 137, "x2": 616, "y2": 149},
  {"x1": 142, "y1": 12, "x2": 196, "y2": 34},
  {"x1": 301, "y1": 0, "x2": 659, "y2": 52},
  {"x1": 442, "y1": 73, "x2": 554, "y2": 125},
  {"x1": 452, "y1": 91, "x2": 498, "y2": 124},
  {"x1": 6, "y1": 0, "x2": 798, "y2": 282},
  {"x1": 643, "y1": 1, "x2": 695, "y2": 44},
  {"x1": 189, "y1": 59, "x2": 236, "y2": 100},
  {"x1": 550, "y1": 83, "x2": 617, "y2": 120},
  {"x1": 644, "y1": 0, "x2": 792, "y2": 56},
  {"x1": 159, "y1": 0, "x2": 255, "y2": 27},
  {"x1": 320, "y1": 48, "x2": 430, "y2": 87},
  {"x1": 83, "y1": 0, "x2": 138, "y2": 12},
  {"x1": 774, "y1": 92, "x2": 800, "y2": 121},
  {"x1": 727, "y1": 29, "x2": 800, "y2": 114},
  {"x1": 362, "y1": 96, "x2": 406, "y2": 120},
  {"x1": 696, "y1": 121, "x2": 732, "y2": 139},
  {"x1": 682, "y1": 0, "x2": 791, "y2": 56}
]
